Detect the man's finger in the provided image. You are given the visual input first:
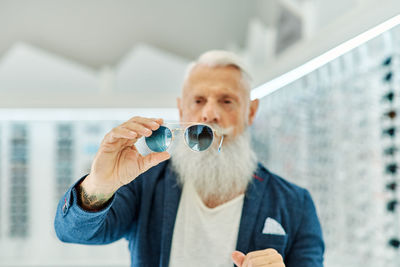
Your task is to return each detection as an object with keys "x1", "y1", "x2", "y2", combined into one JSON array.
[
  {"x1": 123, "y1": 122, "x2": 154, "y2": 137},
  {"x1": 103, "y1": 127, "x2": 137, "y2": 145},
  {"x1": 141, "y1": 151, "x2": 170, "y2": 173},
  {"x1": 128, "y1": 116, "x2": 163, "y2": 127},
  {"x1": 124, "y1": 118, "x2": 161, "y2": 132},
  {"x1": 249, "y1": 254, "x2": 283, "y2": 266},
  {"x1": 263, "y1": 248, "x2": 278, "y2": 256},
  {"x1": 238, "y1": 249, "x2": 284, "y2": 267},
  {"x1": 232, "y1": 251, "x2": 245, "y2": 267}
]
